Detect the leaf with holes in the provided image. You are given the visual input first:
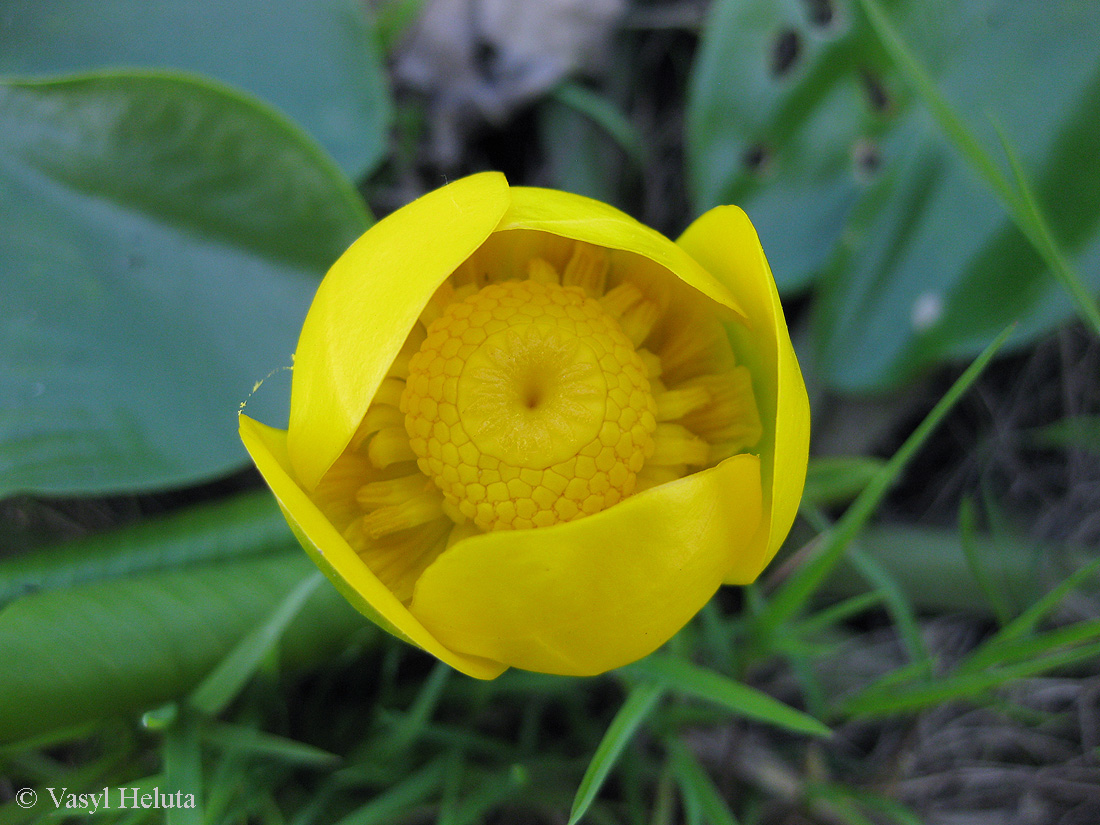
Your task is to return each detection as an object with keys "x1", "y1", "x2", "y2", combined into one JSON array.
[
  {"x1": 688, "y1": 0, "x2": 1100, "y2": 390},
  {"x1": 687, "y1": 0, "x2": 887, "y2": 292}
]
